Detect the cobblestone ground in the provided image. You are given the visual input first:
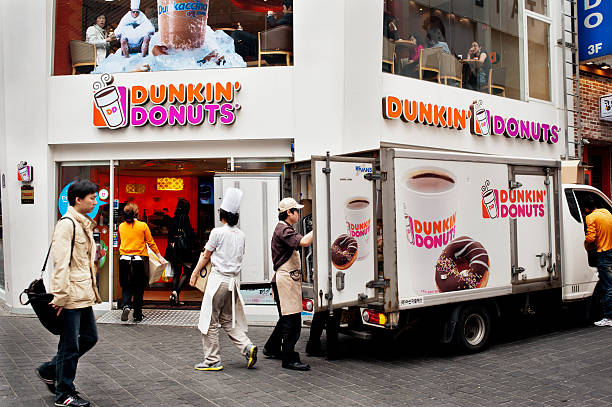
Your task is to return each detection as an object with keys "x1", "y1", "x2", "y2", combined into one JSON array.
[{"x1": 0, "y1": 310, "x2": 611, "y2": 407}]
